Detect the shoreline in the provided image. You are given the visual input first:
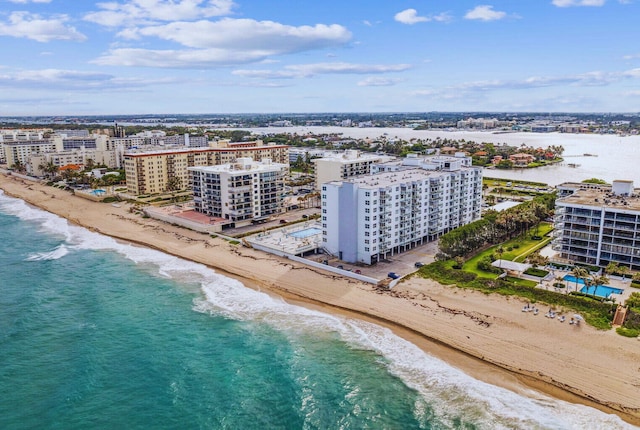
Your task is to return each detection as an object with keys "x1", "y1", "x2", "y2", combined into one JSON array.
[{"x1": 1, "y1": 173, "x2": 639, "y2": 426}]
